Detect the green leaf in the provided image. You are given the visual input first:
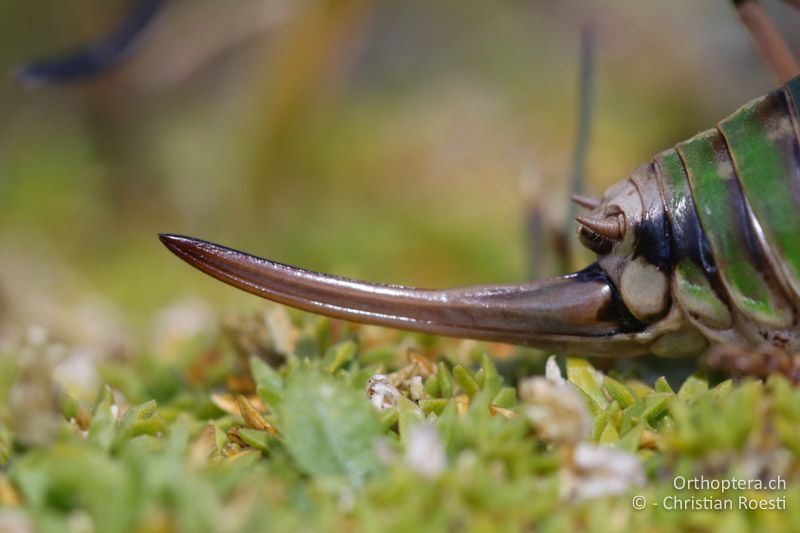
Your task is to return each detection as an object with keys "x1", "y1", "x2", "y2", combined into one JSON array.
[
  {"x1": 591, "y1": 401, "x2": 619, "y2": 441},
  {"x1": 359, "y1": 345, "x2": 398, "y2": 366},
  {"x1": 654, "y1": 376, "x2": 674, "y2": 394},
  {"x1": 616, "y1": 425, "x2": 645, "y2": 452},
  {"x1": 479, "y1": 353, "x2": 502, "y2": 398},
  {"x1": 0, "y1": 423, "x2": 12, "y2": 465},
  {"x1": 603, "y1": 376, "x2": 635, "y2": 409},
  {"x1": 423, "y1": 375, "x2": 440, "y2": 397},
  {"x1": 643, "y1": 393, "x2": 673, "y2": 424},
  {"x1": 491, "y1": 387, "x2": 517, "y2": 408},
  {"x1": 60, "y1": 393, "x2": 80, "y2": 421},
  {"x1": 453, "y1": 365, "x2": 479, "y2": 398},
  {"x1": 575, "y1": 387, "x2": 602, "y2": 418},
  {"x1": 419, "y1": 398, "x2": 448, "y2": 415},
  {"x1": 115, "y1": 400, "x2": 165, "y2": 450},
  {"x1": 237, "y1": 428, "x2": 273, "y2": 452},
  {"x1": 323, "y1": 339, "x2": 357, "y2": 374},
  {"x1": 398, "y1": 396, "x2": 425, "y2": 446},
  {"x1": 566, "y1": 358, "x2": 608, "y2": 409},
  {"x1": 119, "y1": 400, "x2": 158, "y2": 427},
  {"x1": 277, "y1": 370, "x2": 383, "y2": 485},
  {"x1": 437, "y1": 362, "x2": 453, "y2": 398},
  {"x1": 677, "y1": 374, "x2": 708, "y2": 402},
  {"x1": 10, "y1": 445, "x2": 134, "y2": 533},
  {"x1": 620, "y1": 399, "x2": 647, "y2": 434},
  {"x1": 250, "y1": 355, "x2": 283, "y2": 407},
  {"x1": 379, "y1": 409, "x2": 399, "y2": 431},
  {"x1": 89, "y1": 385, "x2": 116, "y2": 453},
  {"x1": 598, "y1": 423, "x2": 619, "y2": 444},
  {"x1": 710, "y1": 379, "x2": 733, "y2": 397}
]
